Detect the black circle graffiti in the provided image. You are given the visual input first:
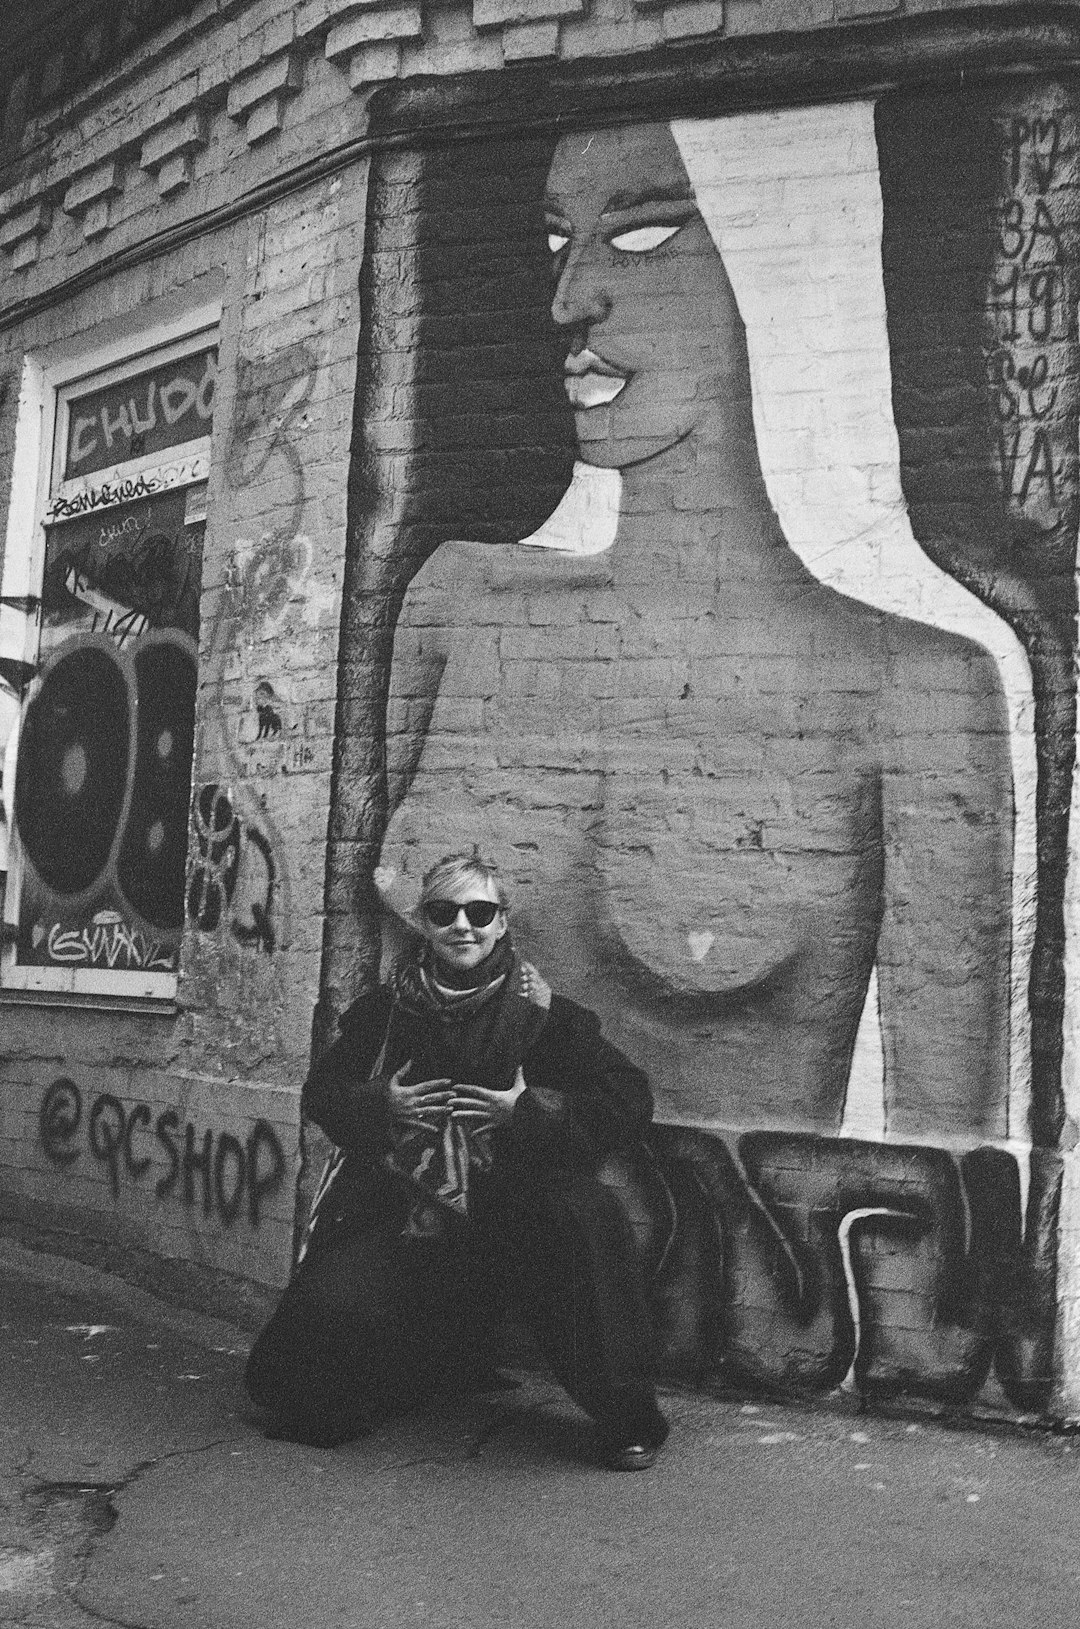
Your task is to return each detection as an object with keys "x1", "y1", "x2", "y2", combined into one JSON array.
[
  {"x1": 14, "y1": 632, "x2": 197, "y2": 933},
  {"x1": 118, "y1": 640, "x2": 197, "y2": 930},
  {"x1": 15, "y1": 645, "x2": 130, "y2": 895}
]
